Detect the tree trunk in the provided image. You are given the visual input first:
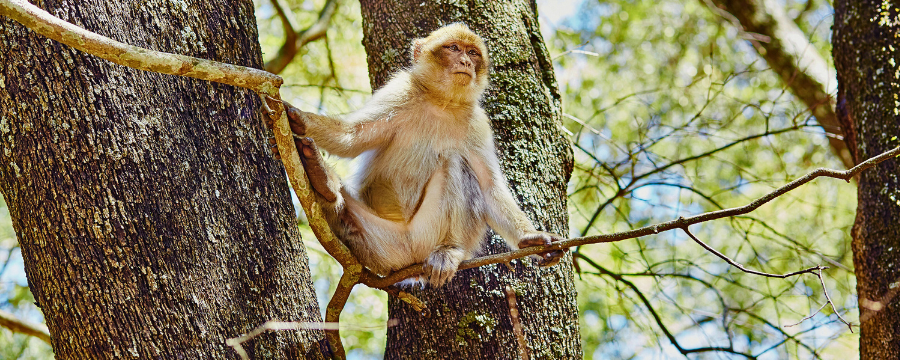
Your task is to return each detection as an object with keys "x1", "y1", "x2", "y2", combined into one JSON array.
[
  {"x1": 833, "y1": 1, "x2": 900, "y2": 358},
  {"x1": 0, "y1": 1, "x2": 329, "y2": 358},
  {"x1": 359, "y1": 1, "x2": 581, "y2": 358}
]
